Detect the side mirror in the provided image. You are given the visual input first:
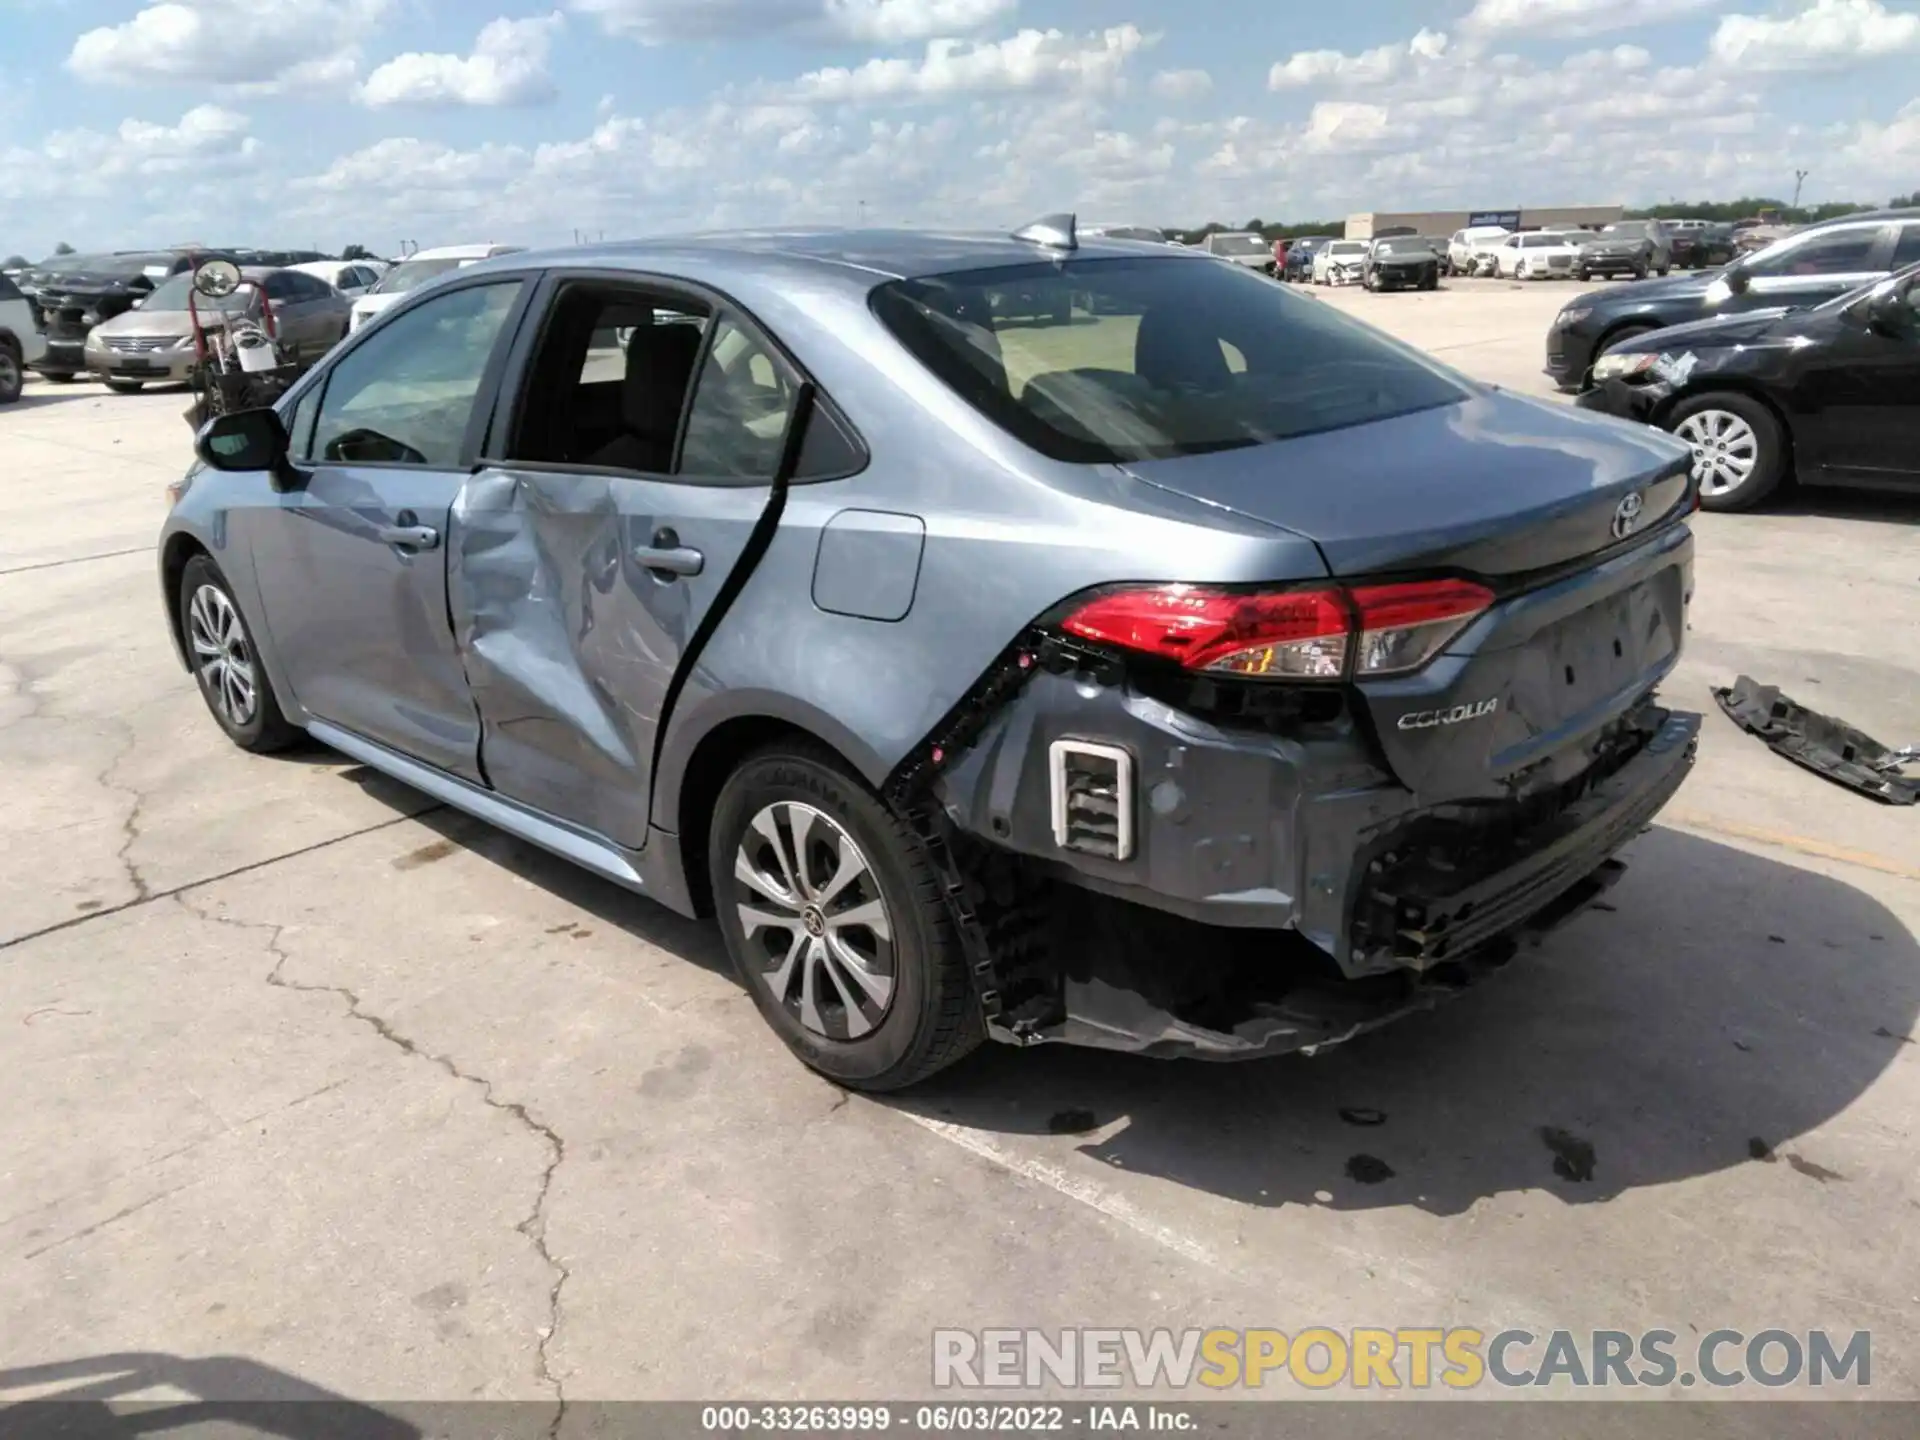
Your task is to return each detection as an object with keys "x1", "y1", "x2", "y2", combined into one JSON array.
[
  {"x1": 1723, "y1": 267, "x2": 1751, "y2": 295},
  {"x1": 1865, "y1": 285, "x2": 1917, "y2": 337},
  {"x1": 195, "y1": 407, "x2": 288, "y2": 473},
  {"x1": 194, "y1": 259, "x2": 242, "y2": 298}
]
